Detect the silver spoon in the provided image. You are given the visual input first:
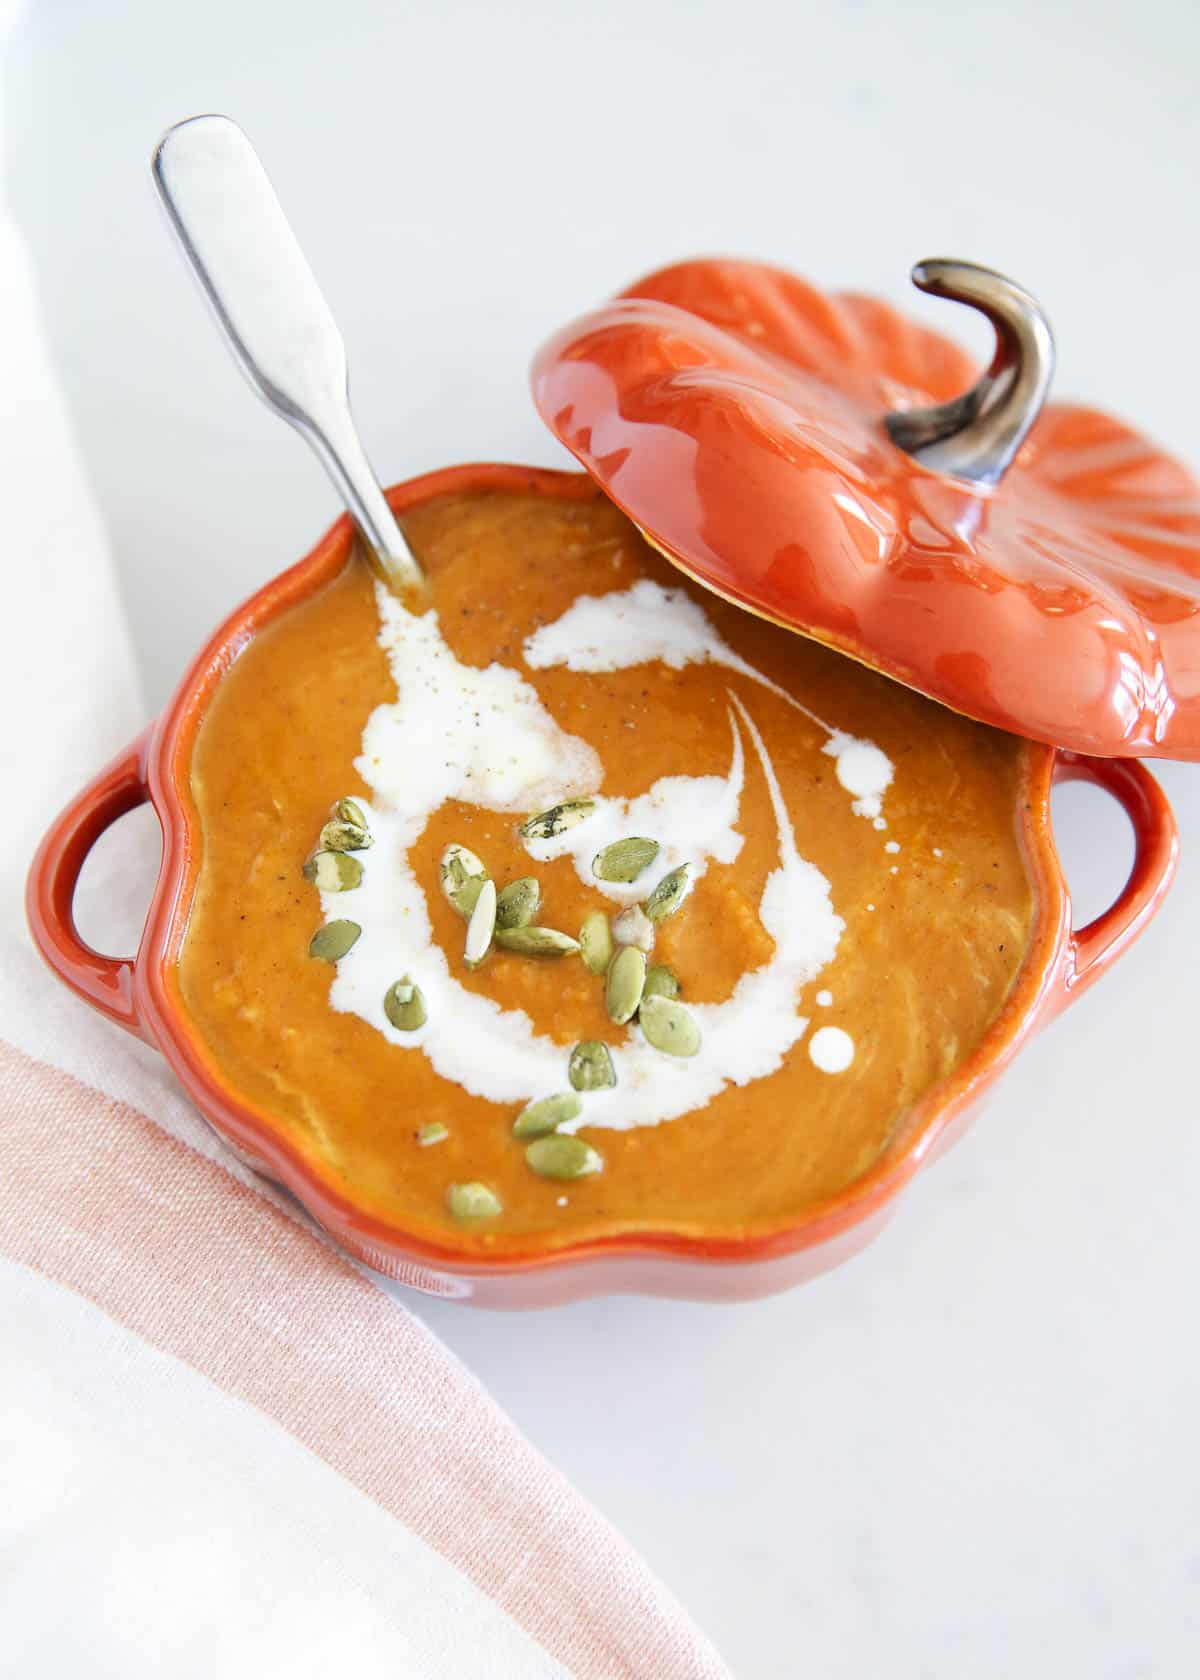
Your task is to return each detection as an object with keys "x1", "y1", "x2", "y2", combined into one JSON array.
[{"x1": 152, "y1": 113, "x2": 421, "y2": 590}]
